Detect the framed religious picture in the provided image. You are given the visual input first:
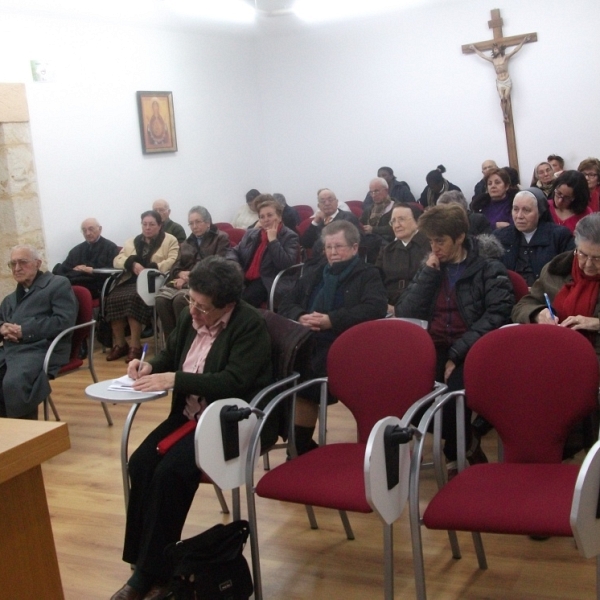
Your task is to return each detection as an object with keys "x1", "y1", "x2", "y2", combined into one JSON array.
[{"x1": 136, "y1": 91, "x2": 178, "y2": 154}]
